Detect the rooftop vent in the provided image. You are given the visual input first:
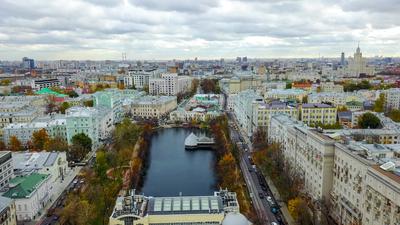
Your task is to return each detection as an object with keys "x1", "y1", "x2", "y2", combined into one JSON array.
[{"x1": 380, "y1": 161, "x2": 396, "y2": 171}]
